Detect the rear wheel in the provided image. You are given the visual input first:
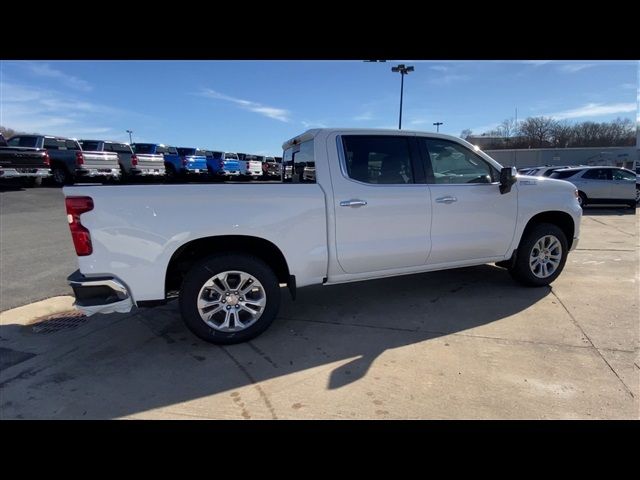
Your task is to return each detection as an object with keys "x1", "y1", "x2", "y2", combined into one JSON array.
[
  {"x1": 21, "y1": 177, "x2": 42, "y2": 187},
  {"x1": 179, "y1": 254, "x2": 281, "y2": 344},
  {"x1": 165, "y1": 164, "x2": 177, "y2": 183},
  {"x1": 509, "y1": 223, "x2": 568, "y2": 287},
  {"x1": 52, "y1": 166, "x2": 73, "y2": 186}
]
